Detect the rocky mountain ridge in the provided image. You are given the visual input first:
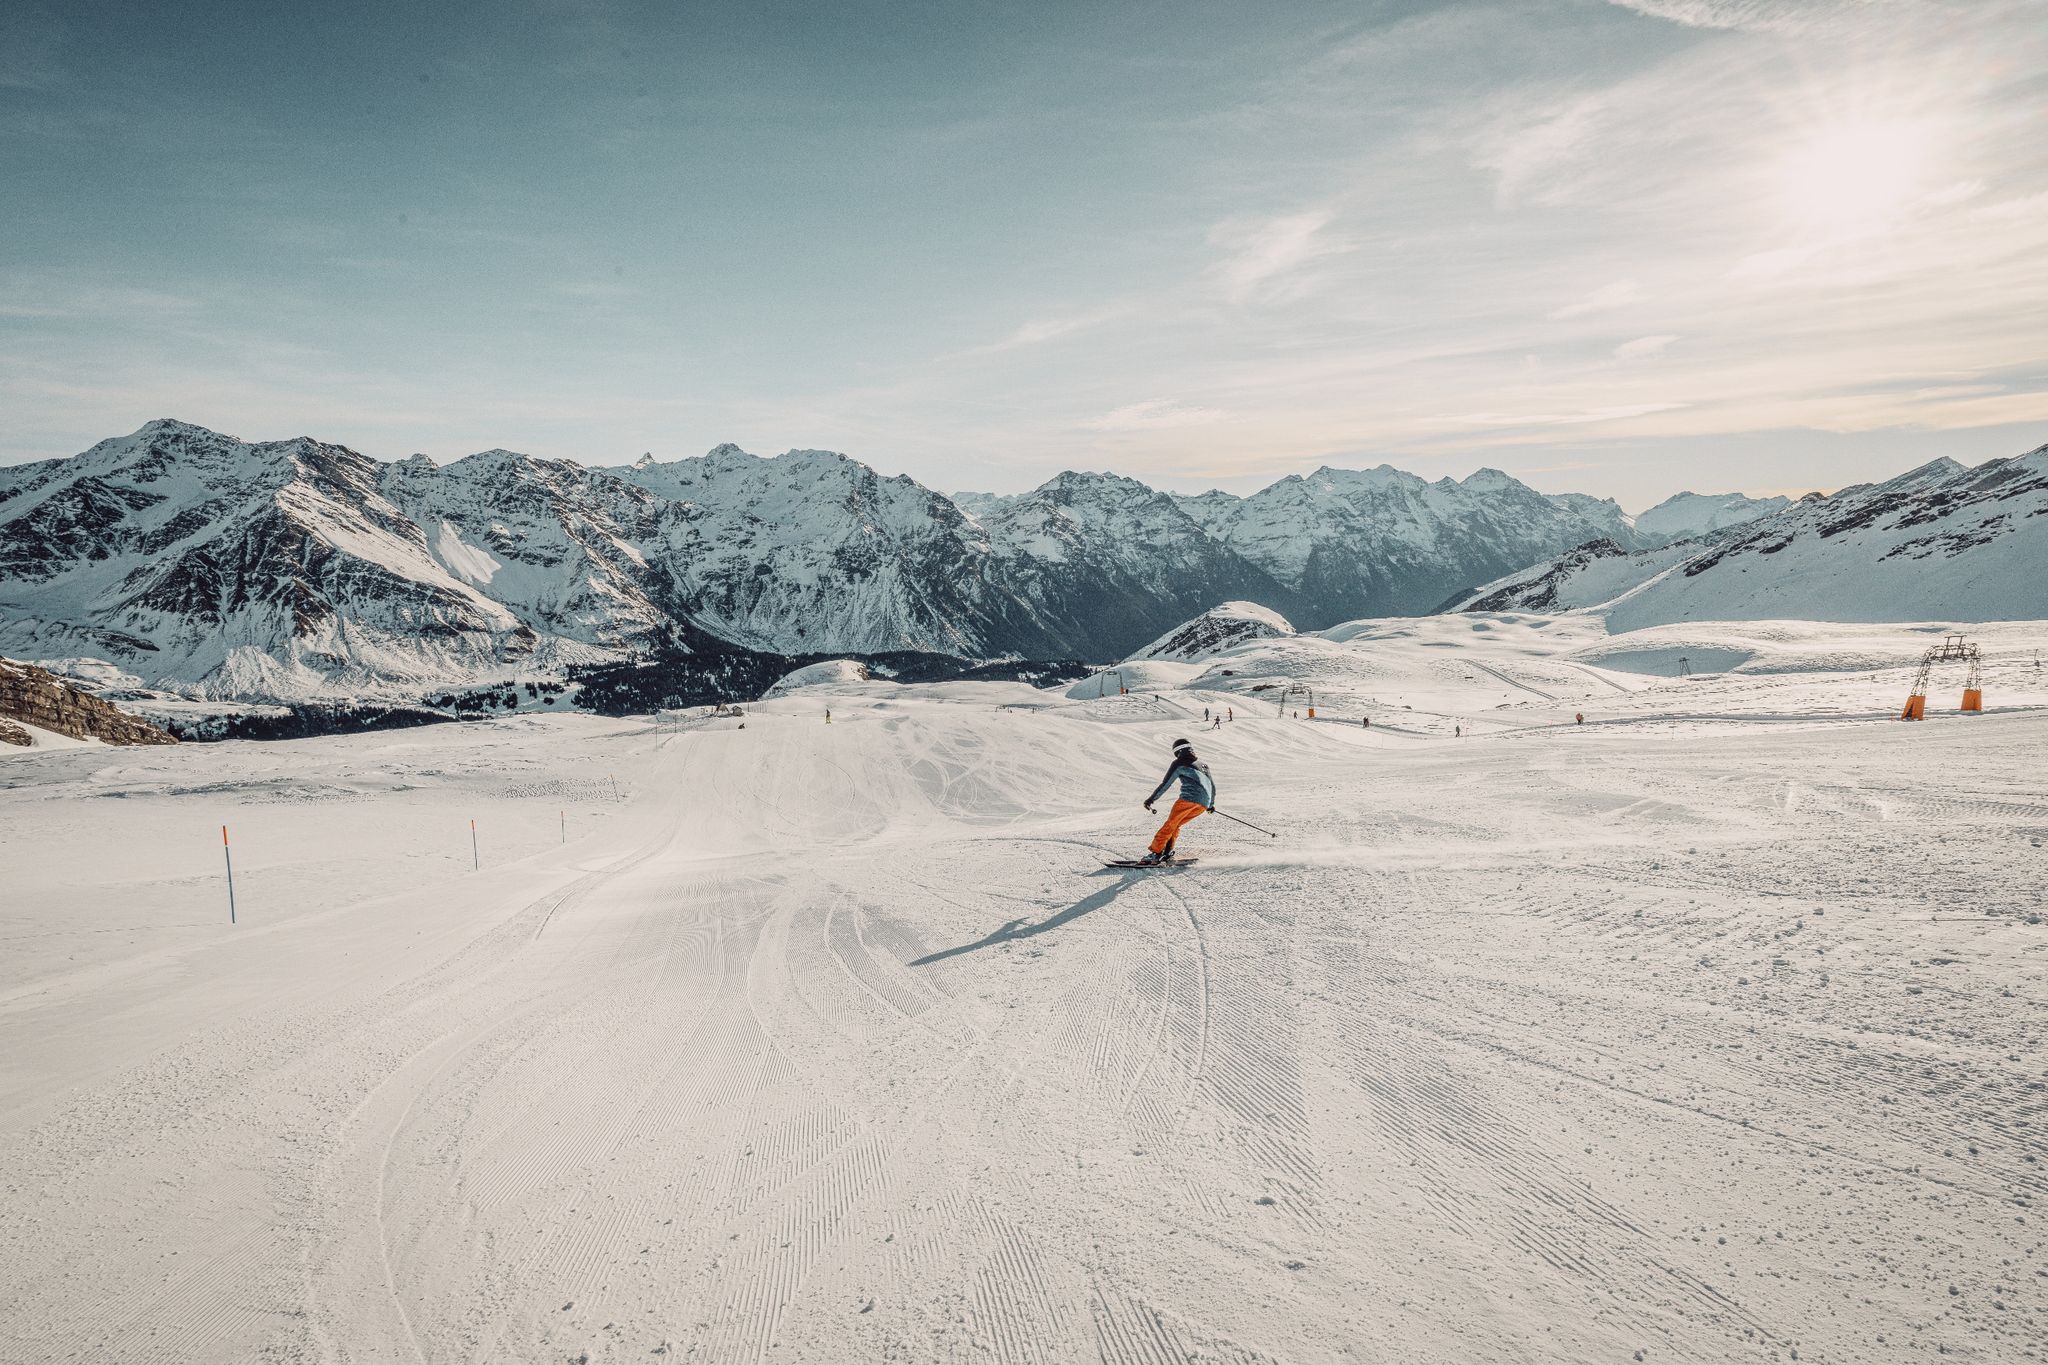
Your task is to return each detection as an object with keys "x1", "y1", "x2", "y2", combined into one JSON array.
[
  {"x1": 1447, "y1": 448, "x2": 2048, "y2": 628},
  {"x1": 0, "y1": 657, "x2": 178, "y2": 746}
]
